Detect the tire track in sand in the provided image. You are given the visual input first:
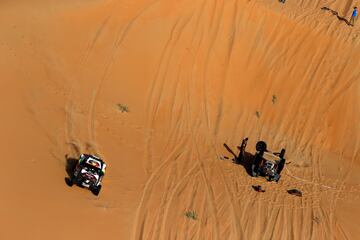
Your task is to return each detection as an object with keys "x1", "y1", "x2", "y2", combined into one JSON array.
[
  {"x1": 65, "y1": 0, "x2": 160, "y2": 156},
  {"x1": 143, "y1": 1, "x2": 200, "y2": 175},
  {"x1": 133, "y1": 6, "x2": 202, "y2": 239},
  {"x1": 64, "y1": 0, "x2": 126, "y2": 154},
  {"x1": 133, "y1": 2, "x2": 225, "y2": 238},
  {"x1": 198, "y1": 1, "x2": 247, "y2": 238},
  {"x1": 87, "y1": 0, "x2": 161, "y2": 149},
  {"x1": 65, "y1": 6, "x2": 116, "y2": 155}
]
